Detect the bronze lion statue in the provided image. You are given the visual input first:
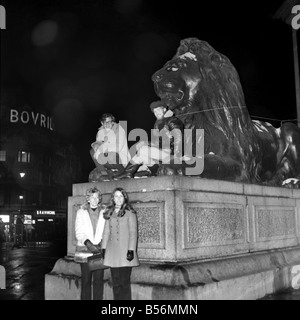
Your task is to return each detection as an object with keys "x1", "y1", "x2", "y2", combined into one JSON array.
[{"x1": 151, "y1": 37, "x2": 300, "y2": 186}]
